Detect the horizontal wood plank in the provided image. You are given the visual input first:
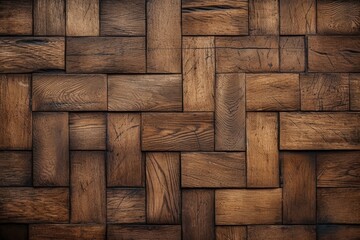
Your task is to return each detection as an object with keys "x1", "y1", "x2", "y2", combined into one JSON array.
[
  {"x1": 248, "y1": 225, "x2": 316, "y2": 240},
  {"x1": 29, "y1": 225, "x2": 105, "y2": 240},
  {"x1": 0, "y1": 0, "x2": 33, "y2": 35},
  {"x1": 107, "y1": 225, "x2": 181, "y2": 240},
  {"x1": 0, "y1": 151, "x2": 32, "y2": 186},
  {"x1": 216, "y1": 226, "x2": 246, "y2": 240},
  {"x1": 317, "y1": 225, "x2": 360, "y2": 240}
]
